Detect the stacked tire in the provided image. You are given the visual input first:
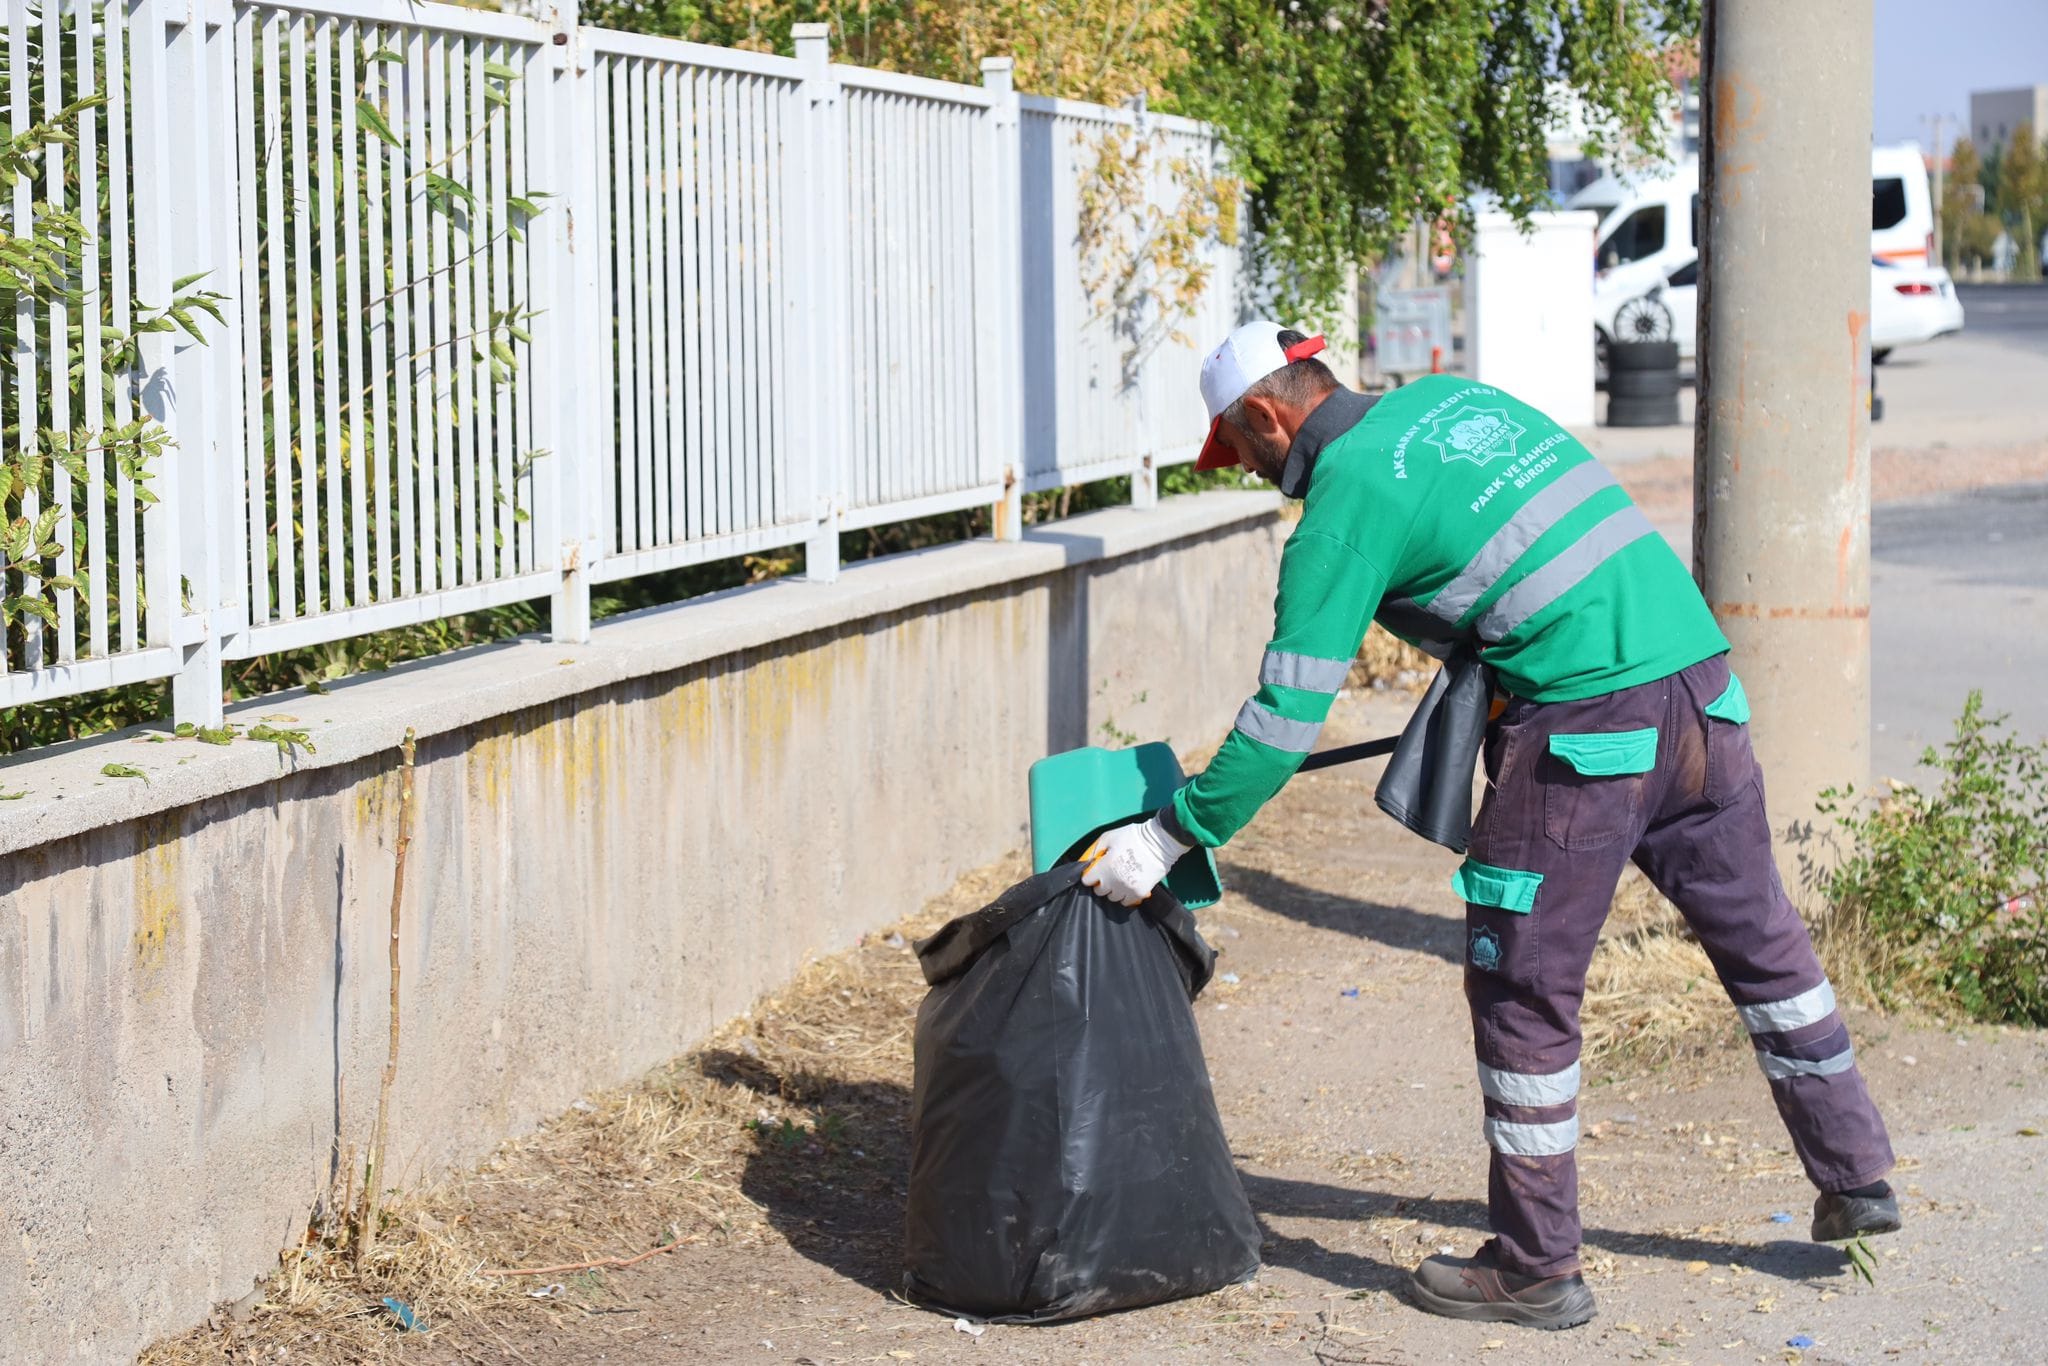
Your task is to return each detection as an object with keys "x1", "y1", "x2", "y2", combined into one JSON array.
[{"x1": 1604, "y1": 341, "x2": 1681, "y2": 427}]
